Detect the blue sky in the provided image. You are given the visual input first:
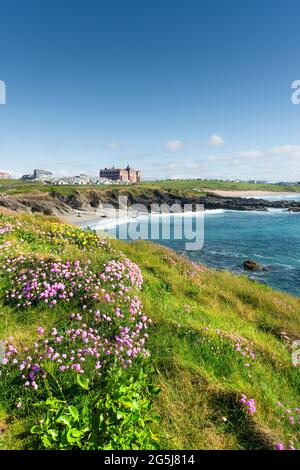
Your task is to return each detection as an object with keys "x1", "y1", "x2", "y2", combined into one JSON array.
[{"x1": 1, "y1": 0, "x2": 300, "y2": 180}]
